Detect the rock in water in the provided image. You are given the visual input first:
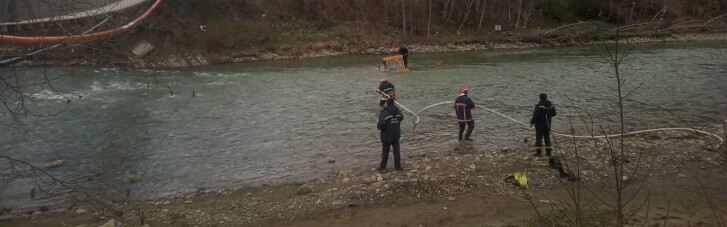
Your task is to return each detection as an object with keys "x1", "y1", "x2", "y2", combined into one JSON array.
[
  {"x1": 296, "y1": 185, "x2": 313, "y2": 195},
  {"x1": 33, "y1": 159, "x2": 65, "y2": 169},
  {"x1": 99, "y1": 219, "x2": 115, "y2": 227},
  {"x1": 327, "y1": 158, "x2": 336, "y2": 164},
  {"x1": 127, "y1": 174, "x2": 142, "y2": 183},
  {"x1": 75, "y1": 208, "x2": 87, "y2": 215}
]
